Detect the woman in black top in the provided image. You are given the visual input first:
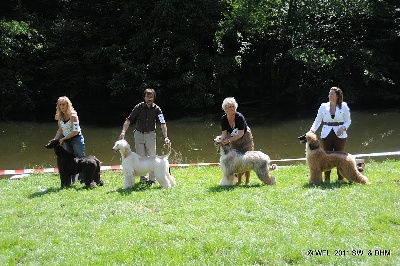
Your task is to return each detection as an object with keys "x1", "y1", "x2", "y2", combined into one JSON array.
[{"x1": 219, "y1": 97, "x2": 254, "y2": 185}]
